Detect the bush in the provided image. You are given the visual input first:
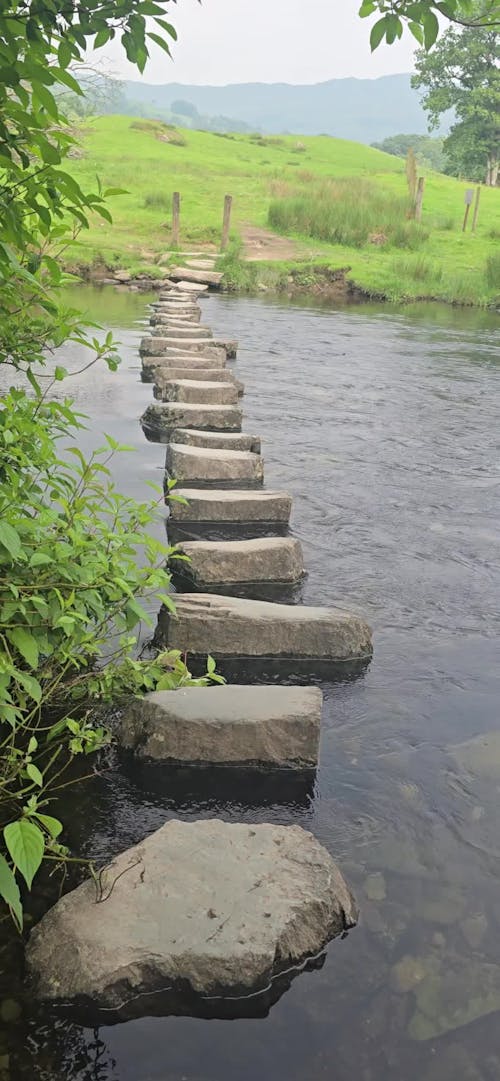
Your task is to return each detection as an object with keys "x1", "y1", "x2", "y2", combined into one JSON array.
[
  {"x1": 485, "y1": 252, "x2": 500, "y2": 289},
  {"x1": 268, "y1": 178, "x2": 425, "y2": 249},
  {"x1": 143, "y1": 191, "x2": 171, "y2": 210}
]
